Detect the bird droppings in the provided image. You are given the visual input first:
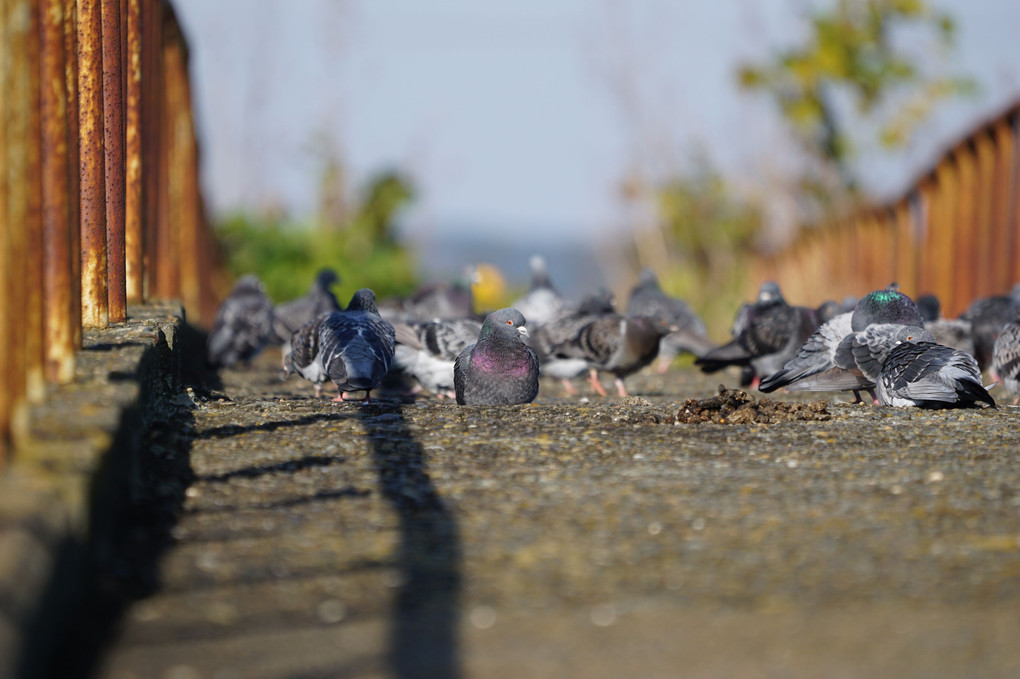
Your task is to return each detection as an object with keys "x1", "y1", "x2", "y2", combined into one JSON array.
[{"x1": 675, "y1": 385, "x2": 830, "y2": 424}]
